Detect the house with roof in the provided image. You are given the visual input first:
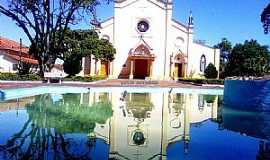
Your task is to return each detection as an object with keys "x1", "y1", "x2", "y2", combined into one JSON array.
[
  {"x1": 0, "y1": 37, "x2": 38, "y2": 73},
  {"x1": 84, "y1": 0, "x2": 220, "y2": 80}
]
